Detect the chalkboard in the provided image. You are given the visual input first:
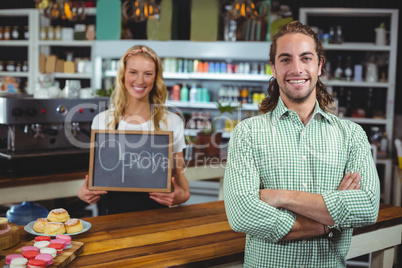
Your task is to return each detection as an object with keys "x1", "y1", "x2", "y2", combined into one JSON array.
[{"x1": 88, "y1": 130, "x2": 173, "y2": 192}]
